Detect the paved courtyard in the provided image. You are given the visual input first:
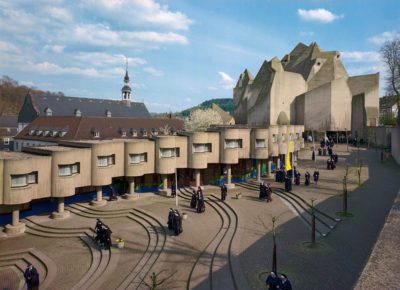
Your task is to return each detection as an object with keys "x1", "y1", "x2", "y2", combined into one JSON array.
[{"x1": 0, "y1": 144, "x2": 399, "y2": 289}]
